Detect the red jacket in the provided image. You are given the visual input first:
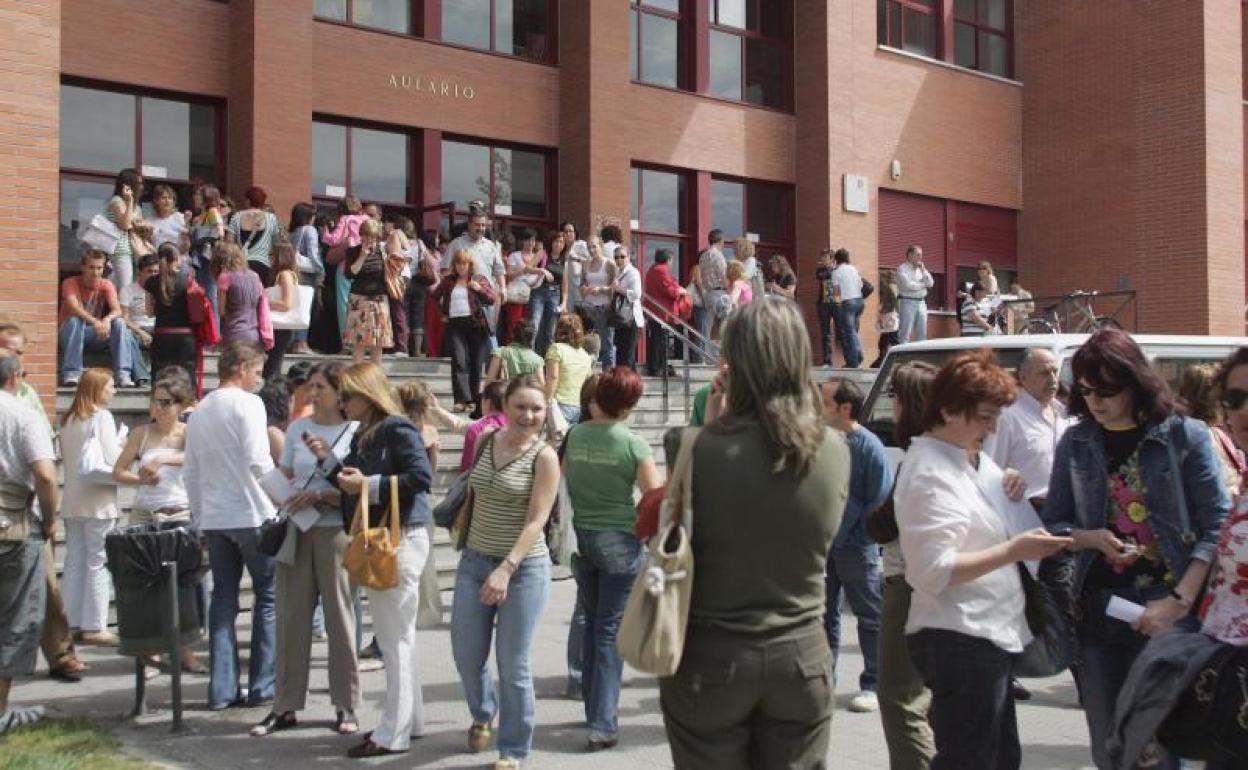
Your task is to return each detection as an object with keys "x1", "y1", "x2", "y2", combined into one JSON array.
[
  {"x1": 432, "y1": 276, "x2": 497, "y2": 321},
  {"x1": 645, "y1": 263, "x2": 684, "y2": 322}
]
